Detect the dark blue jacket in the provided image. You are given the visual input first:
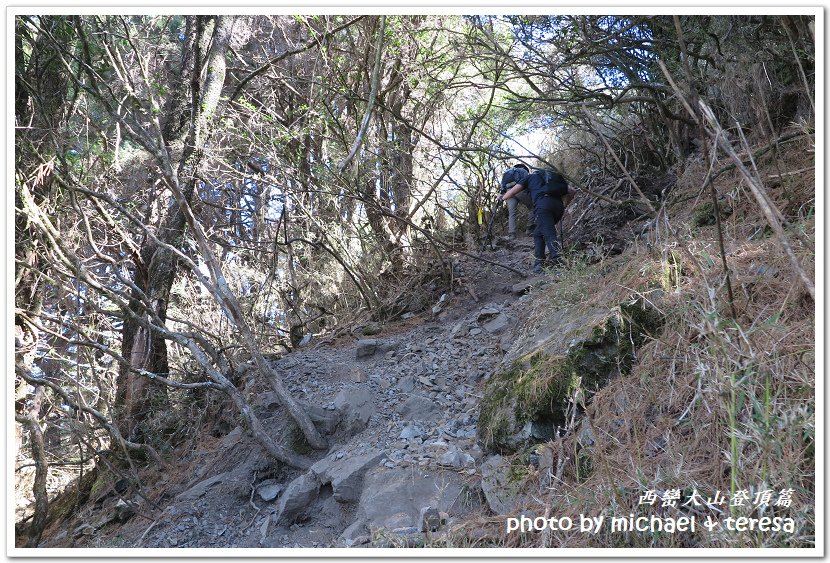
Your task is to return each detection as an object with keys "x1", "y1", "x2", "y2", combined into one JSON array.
[{"x1": 518, "y1": 169, "x2": 569, "y2": 206}]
